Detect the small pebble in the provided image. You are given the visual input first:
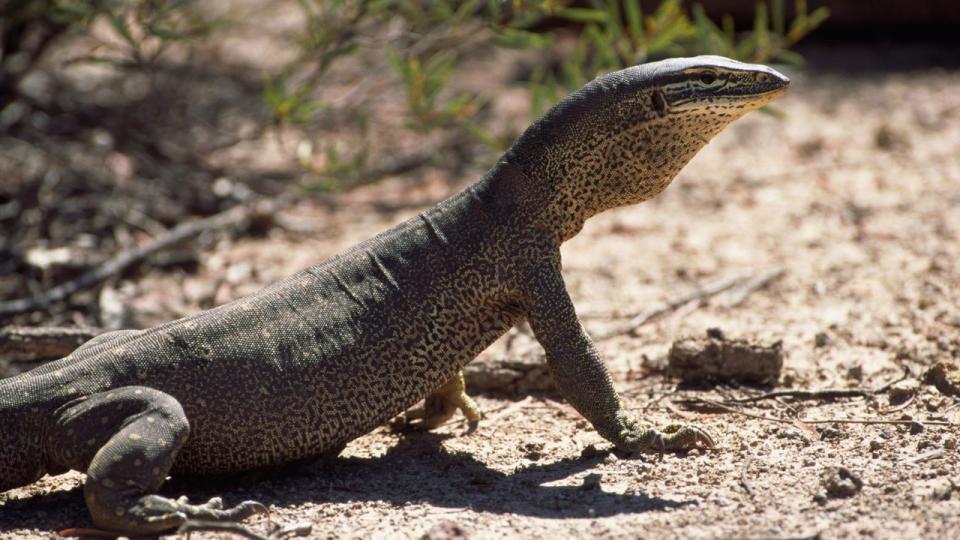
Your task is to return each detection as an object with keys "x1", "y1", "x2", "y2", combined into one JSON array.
[
  {"x1": 821, "y1": 466, "x2": 863, "y2": 498},
  {"x1": 581, "y1": 473, "x2": 603, "y2": 491}
]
